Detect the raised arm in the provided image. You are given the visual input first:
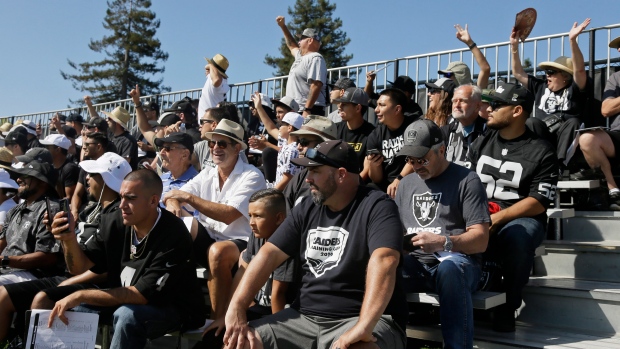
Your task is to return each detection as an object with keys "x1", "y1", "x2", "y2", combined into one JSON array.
[
  {"x1": 129, "y1": 85, "x2": 157, "y2": 145},
  {"x1": 456, "y1": 24, "x2": 491, "y2": 88},
  {"x1": 332, "y1": 247, "x2": 400, "y2": 348},
  {"x1": 509, "y1": 28, "x2": 529, "y2": 86},
  {"x1": 209, "y1": 63, "x2": 224, "y2": 88},
  {"x1": 568, "y1": 18, "x2": 591, "y2": 90},
  {"x1": 276, "y1": 16, "x2": 299, "y2": 56},
  {"x1": 83, "y1": 96, "x2": 99, "y2": 118},
  {"x1": 251, "y1": 92, "x2": 279, "y2": 139}
]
